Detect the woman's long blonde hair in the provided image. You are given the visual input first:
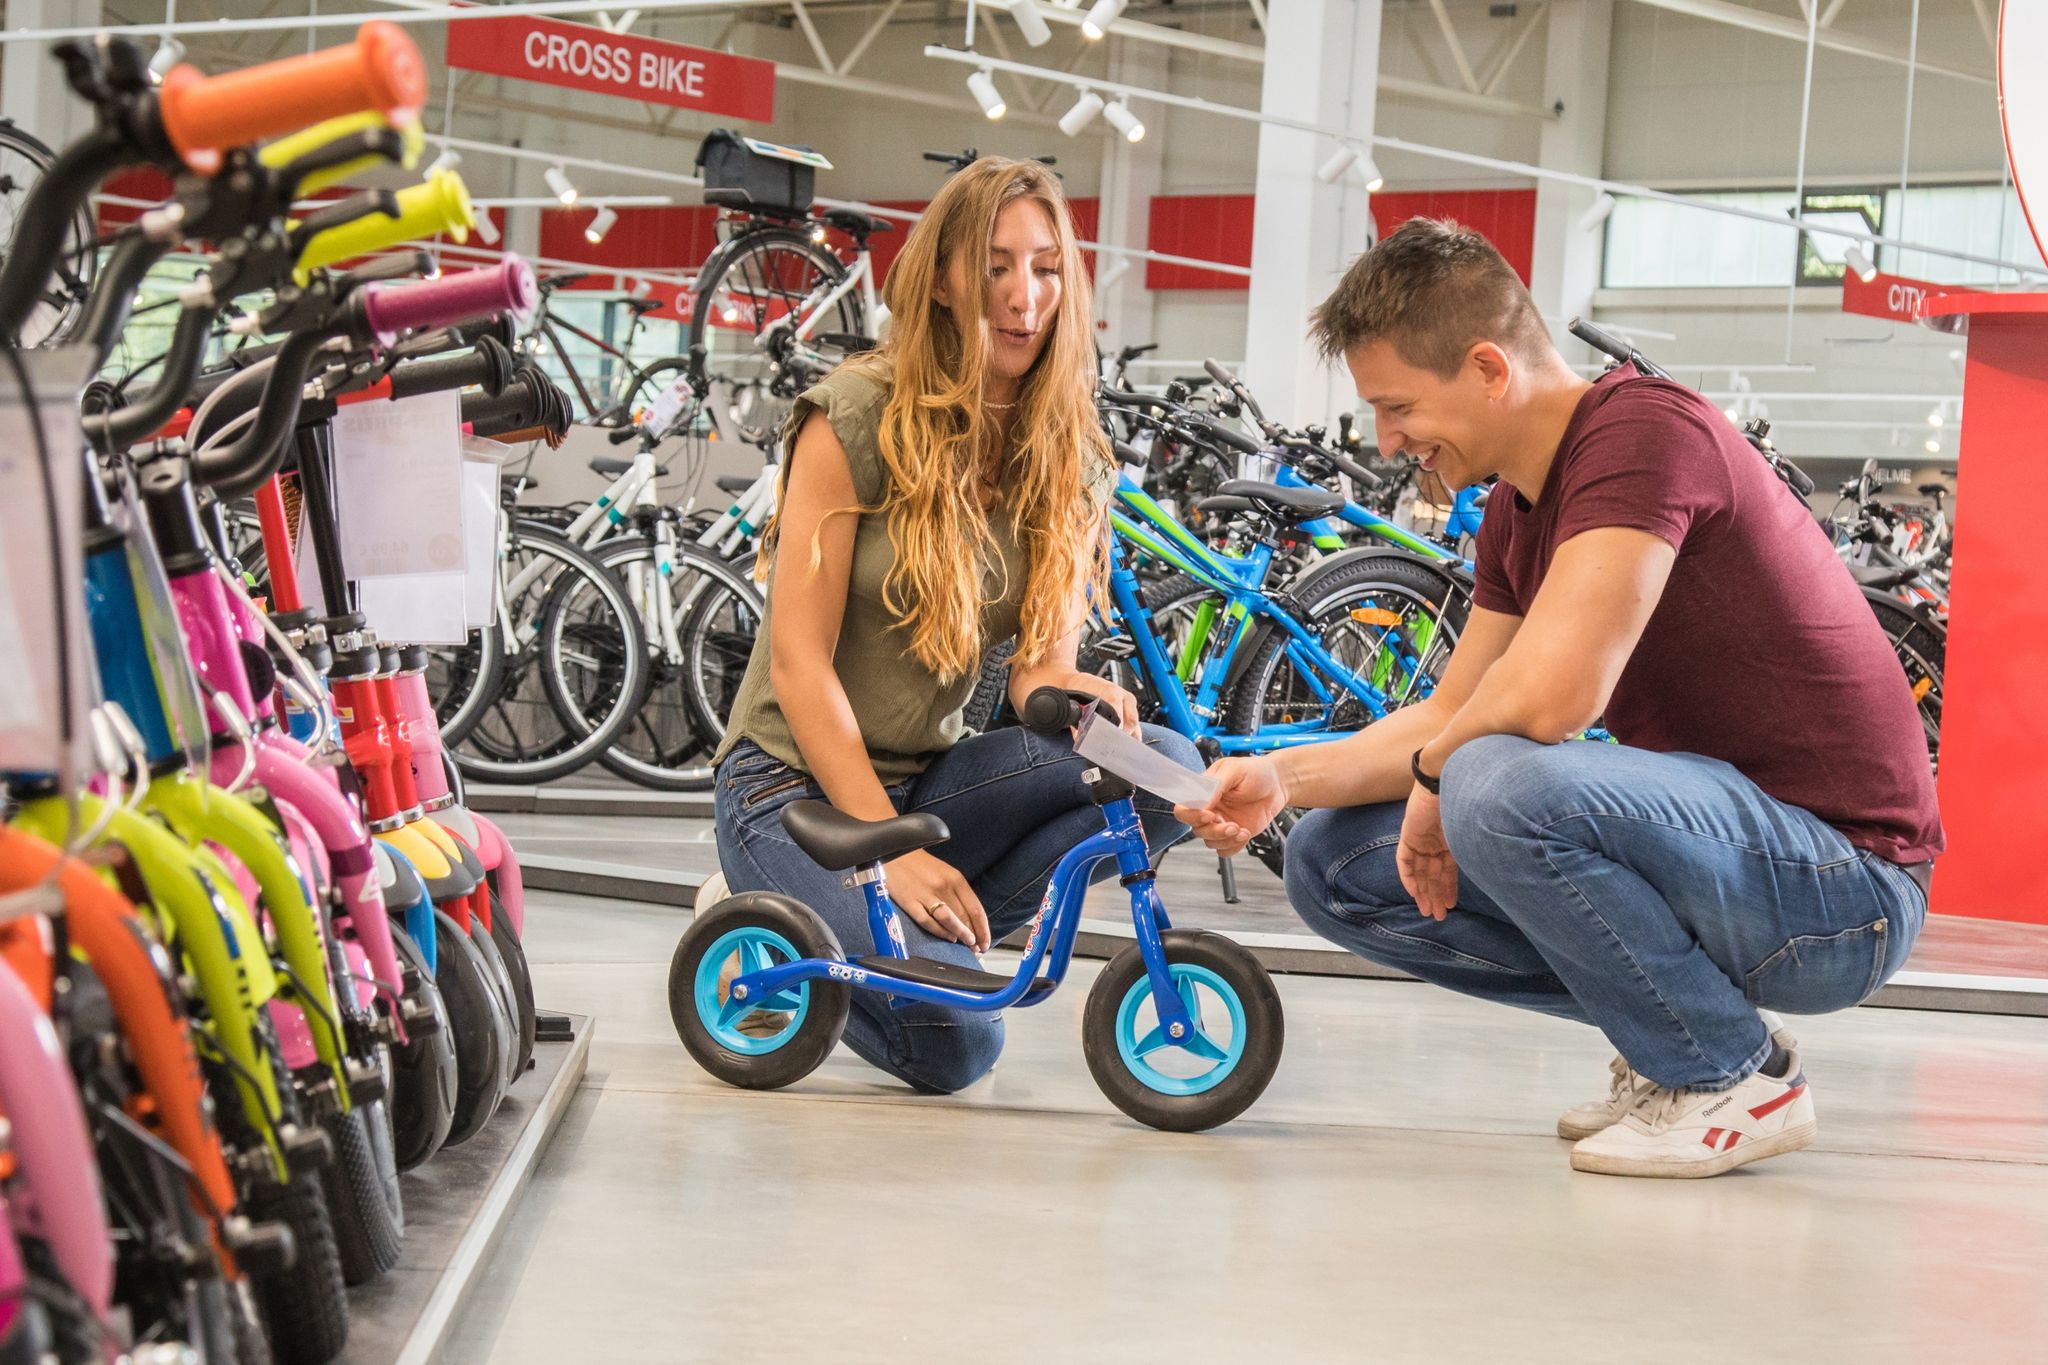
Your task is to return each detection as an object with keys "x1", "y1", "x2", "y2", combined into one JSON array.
[{"x1": 765, "y1": 156, "x2": 1112, "y2": 682}]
